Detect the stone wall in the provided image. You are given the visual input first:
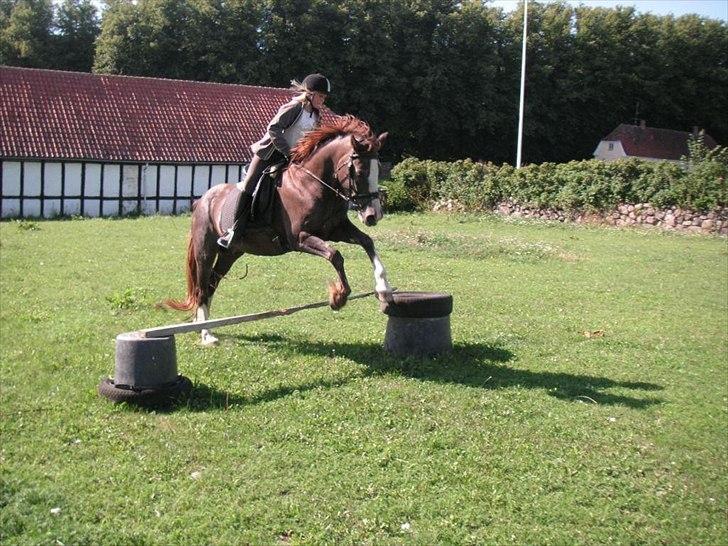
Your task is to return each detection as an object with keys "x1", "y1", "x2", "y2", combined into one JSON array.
[{"x1": 490, "y1": 201, "x2": 728, "y2": 235}]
